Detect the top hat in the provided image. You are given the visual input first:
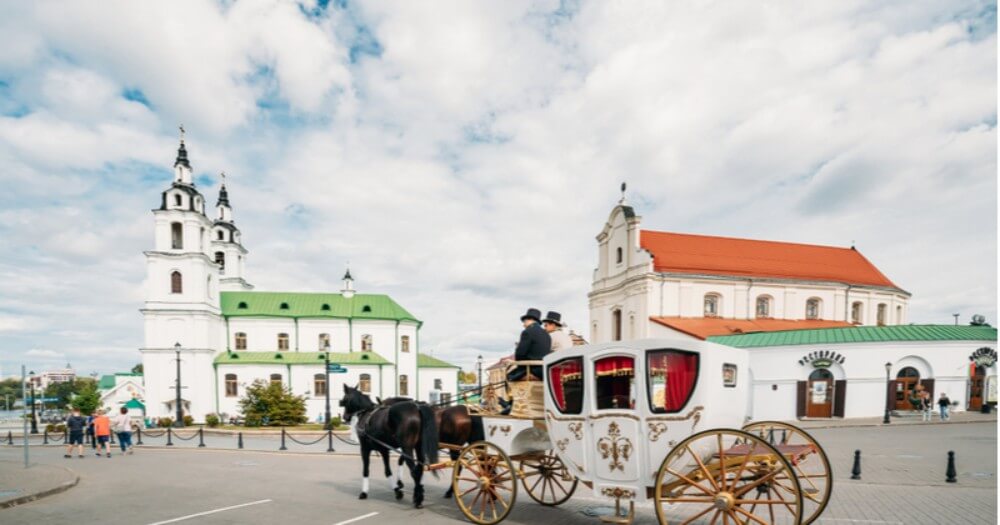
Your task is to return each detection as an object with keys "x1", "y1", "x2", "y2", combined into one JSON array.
[
  {"x1": 520, "y1": 308, "x2": 542, "y2": 322},
  {"x1": 542, "y1": 311, "x2": 563, "y2": 327}
]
